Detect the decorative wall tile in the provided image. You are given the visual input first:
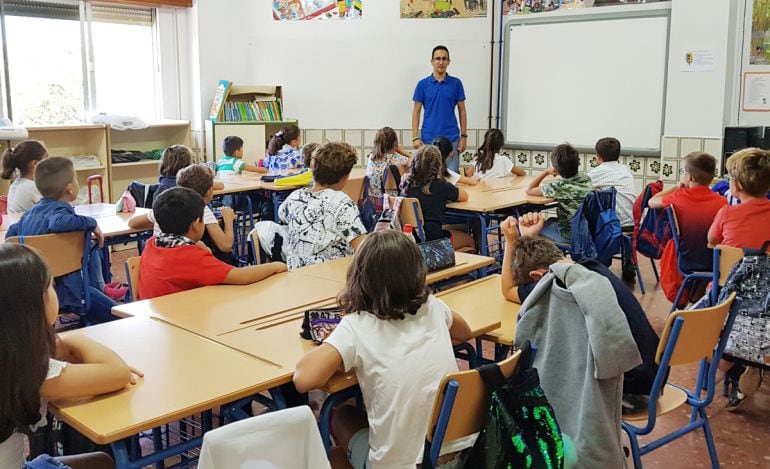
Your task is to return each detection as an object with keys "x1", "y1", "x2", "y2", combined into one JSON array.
[
  {"x1": 647, "y1": 159, "x2": 661, "y2": 177},
  {"x1": 661, "y1": 160, "x2": 677, "y2": 182},
  {"x1": 325, "y1": 129, "x2": 343, "y2": 142},
  {"x1": 679, "y1": 137, "x2": 703, "y2": 158},
  {"x1": 345, "y1": 129, "x2": 363, "y2": 147},
  {"x1": 532, "y1": 151, "x2": 548, "y2": 169},
  {"x1": 628, "y1": 157, "x2": 644, "y2": 176},
  {"x1": 587, "y1": 154, "x2": 599, "y2": 170},
  {"x1": 513, "y1": 150, "x2": 529, "y2": 167},
  {"x1": 305, "y1": 129, "x2": 323, "y2": 144},
  {"x1": 661, "y1": 136, "x2": 679, "y2": 159},
  {"x1": 703, "y1": 138, "x2": 723, "y2": 158},
  {"x1": 460, "y1": 151, "x2": 475, "y2": 165}
]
